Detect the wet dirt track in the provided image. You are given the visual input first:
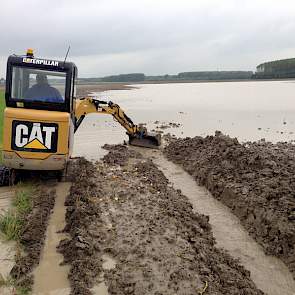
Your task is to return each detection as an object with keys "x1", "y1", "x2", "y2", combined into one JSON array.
[
  {"x1": 58, "y1": 146, "x2": 265, "y2": 295},
  {"x1": 0, "y1": 187, "x2": 15, "y2": 295},
  {"x1": 9, "y1": 185, "x2": 57, "y2": 293},
  {"x1": 33, "y1": 182, "x2": 71, "y2": 295},
  {"x1": 138, "y1": 147, "x2": 295, "y2": 295},
  {"x1": 2, "y1": 142, "x2": 294, "y2": 295}
]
